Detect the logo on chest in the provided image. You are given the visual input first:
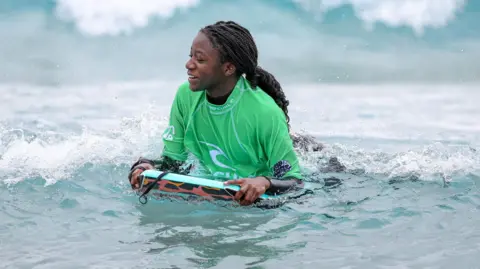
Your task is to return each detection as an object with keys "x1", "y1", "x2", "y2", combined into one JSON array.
[
  {"x1": 199, "y1": 141, "x2": 234, "y2": 170},
  {"x1": 199, "y1": 141, "x2": 242, "y2": 179}
]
